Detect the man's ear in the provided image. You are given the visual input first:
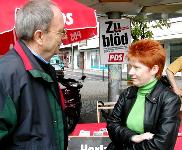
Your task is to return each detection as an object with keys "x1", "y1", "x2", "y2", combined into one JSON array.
[
  {"x1": 33, "y1": 30, "x2": 44, "y2": 45},
  {"x1": 151, "y1": 65, "x2": 159, "y2": 75}
]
